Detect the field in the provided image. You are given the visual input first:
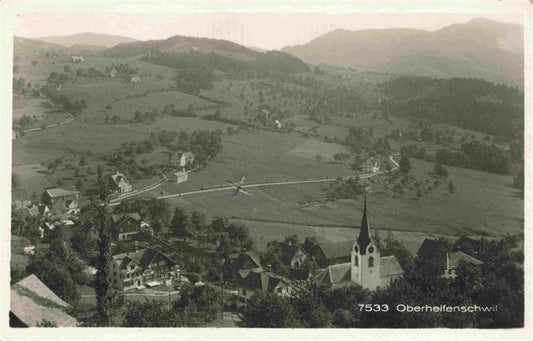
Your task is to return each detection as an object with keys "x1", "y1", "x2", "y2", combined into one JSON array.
[{"x1": 12, "y1": 46, "x2": 523, "y2": 260}]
